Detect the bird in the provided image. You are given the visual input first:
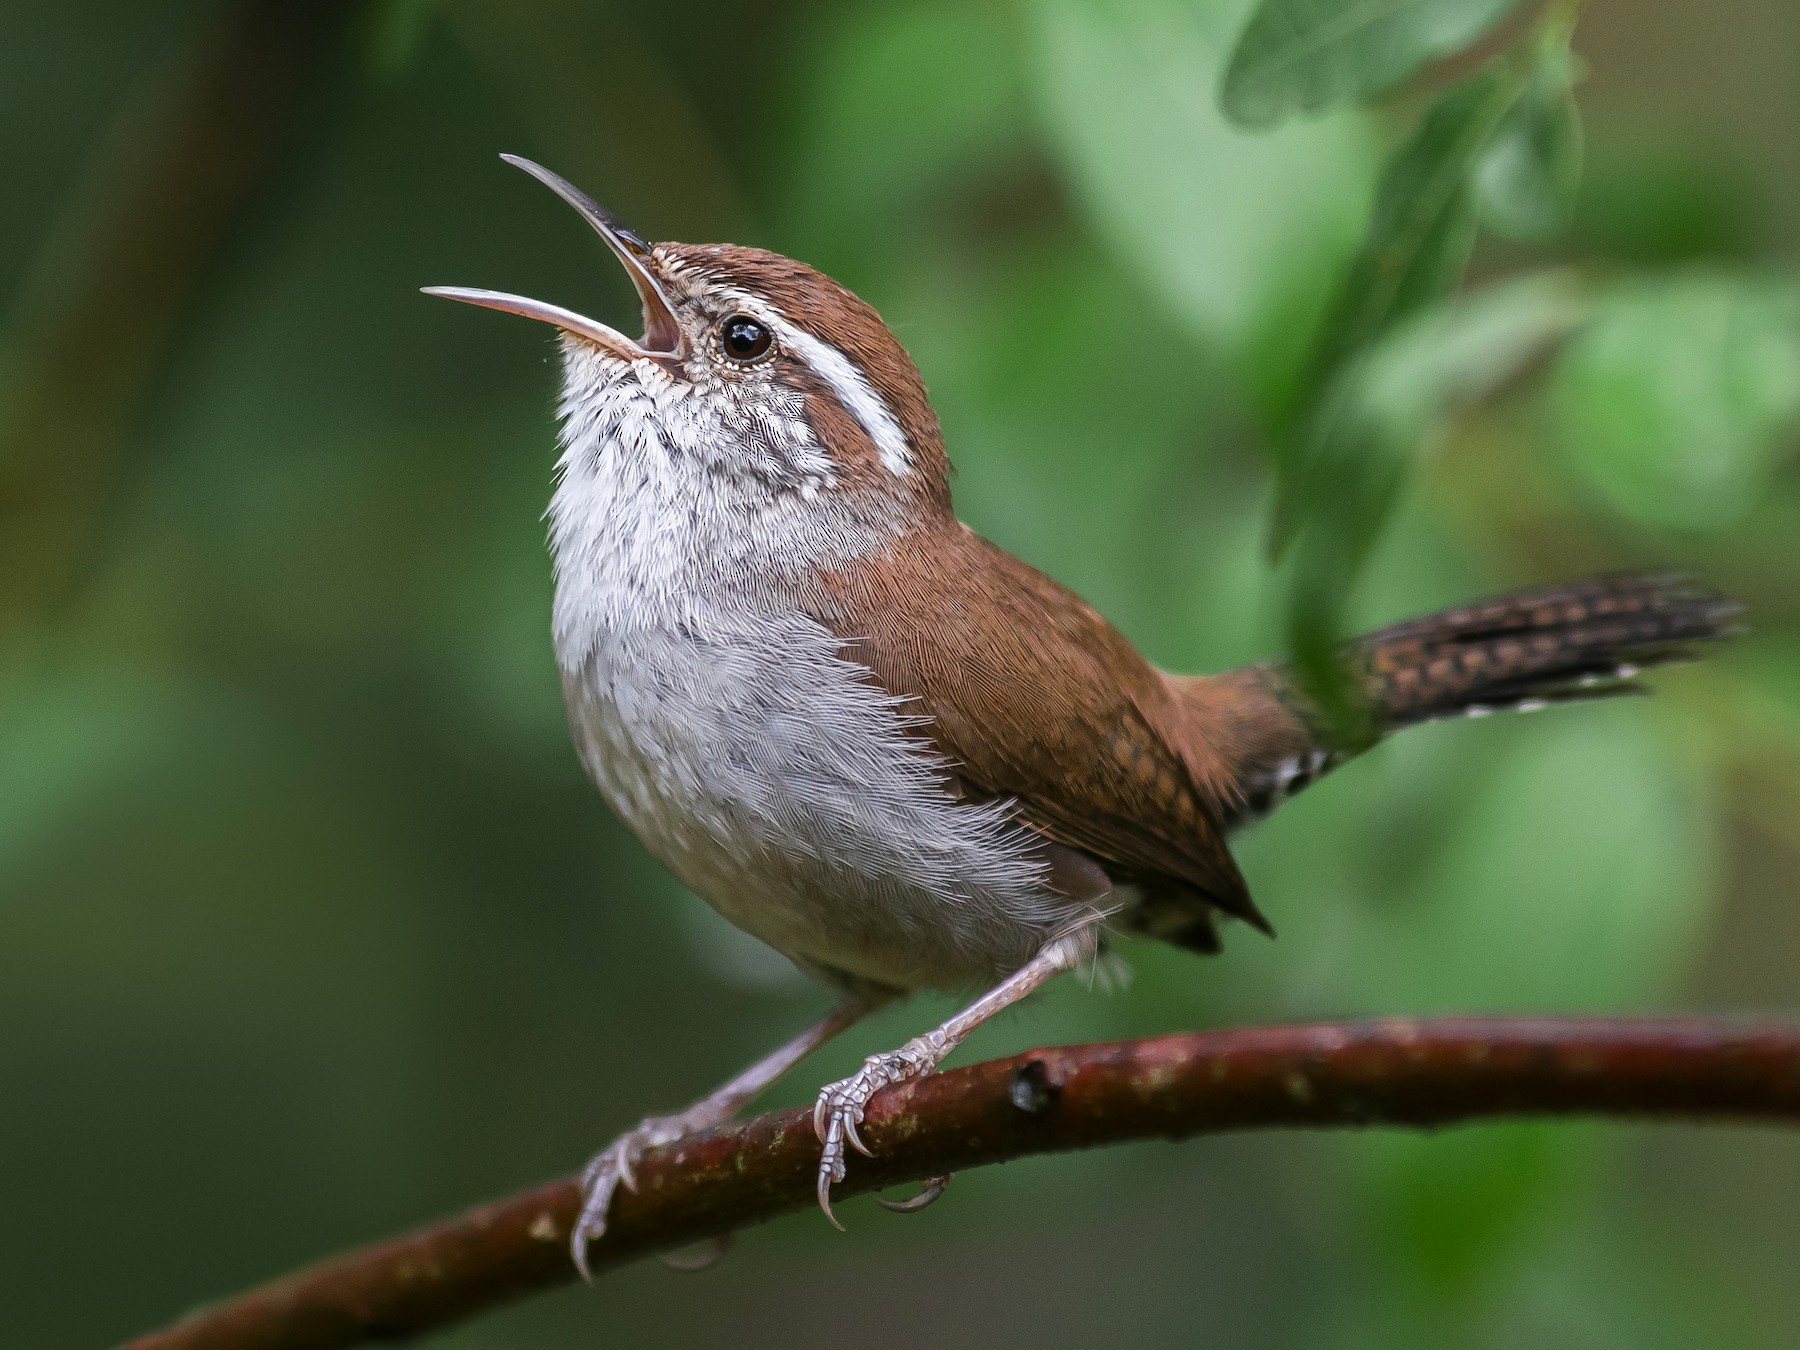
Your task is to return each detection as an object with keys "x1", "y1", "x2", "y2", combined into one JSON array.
[{"x1": 425, "y1": 155, "x2": 1738, "y2": 1277}]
